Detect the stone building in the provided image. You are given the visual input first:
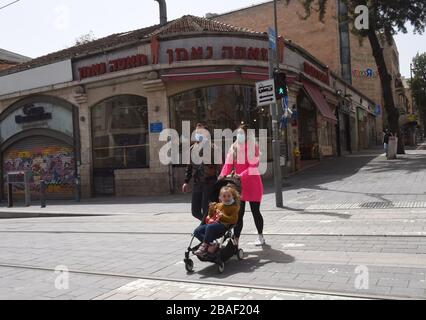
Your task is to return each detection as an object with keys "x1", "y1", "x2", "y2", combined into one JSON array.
[
  {"x1": 213, "y1": 0, "x2": 404, "y2": 146},
  {"x1": 0, "y1": 15, "x2": 375, "y2": 199}
]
